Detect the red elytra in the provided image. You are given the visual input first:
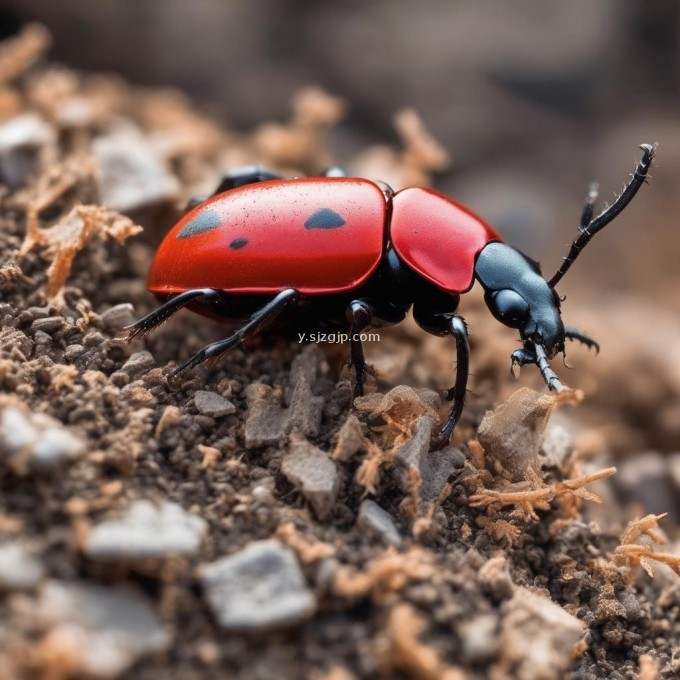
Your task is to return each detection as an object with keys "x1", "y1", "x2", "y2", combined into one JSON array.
[
  {"x1": 148, "y1": 178, "x2": 386, "y2": 296},
  {"x1": 148, "y1": 178, "x2": 500, "y2": 297}
]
